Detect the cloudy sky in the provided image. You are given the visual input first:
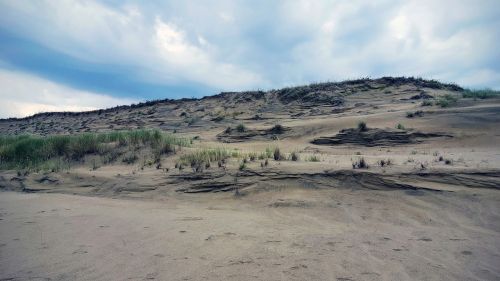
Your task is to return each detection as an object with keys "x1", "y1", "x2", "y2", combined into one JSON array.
[{"x1": 0, "y1": 0, "x2": 499, "y2": 118}]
